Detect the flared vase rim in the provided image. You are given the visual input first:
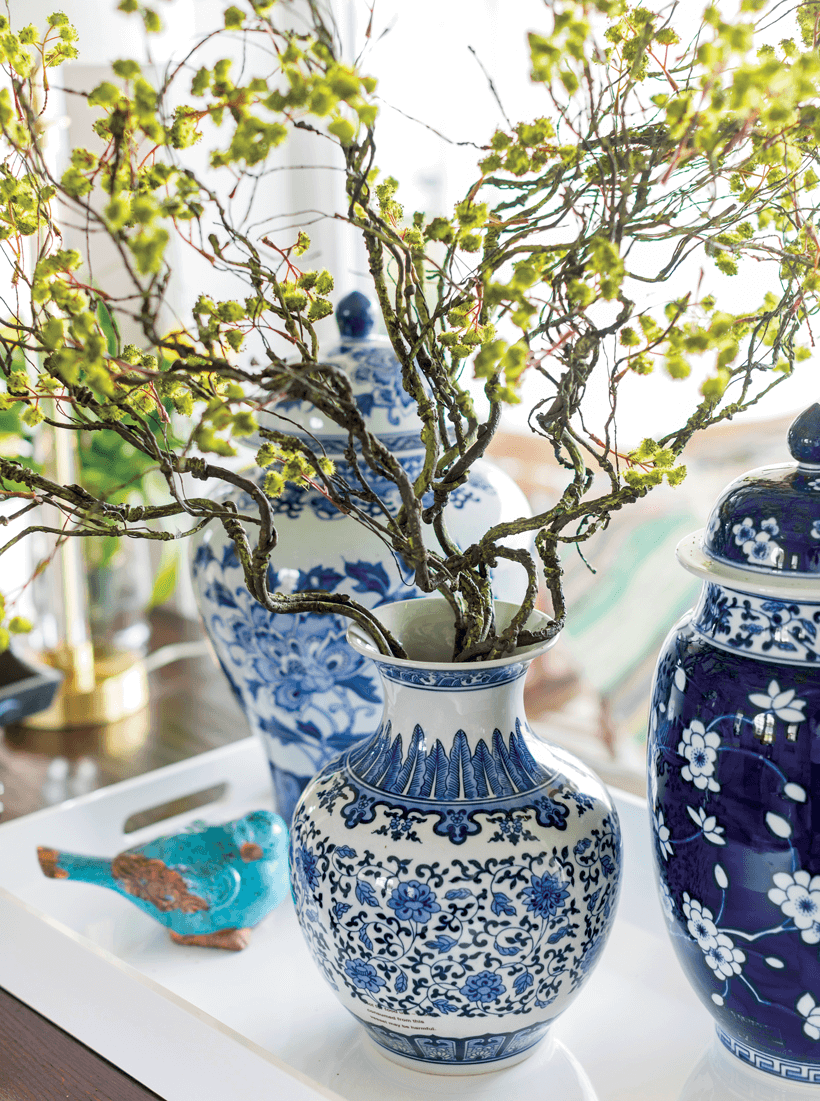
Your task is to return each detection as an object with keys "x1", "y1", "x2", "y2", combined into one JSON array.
[{"x1": 346, "y1": 596, "x2": 559, "y2": 672}]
